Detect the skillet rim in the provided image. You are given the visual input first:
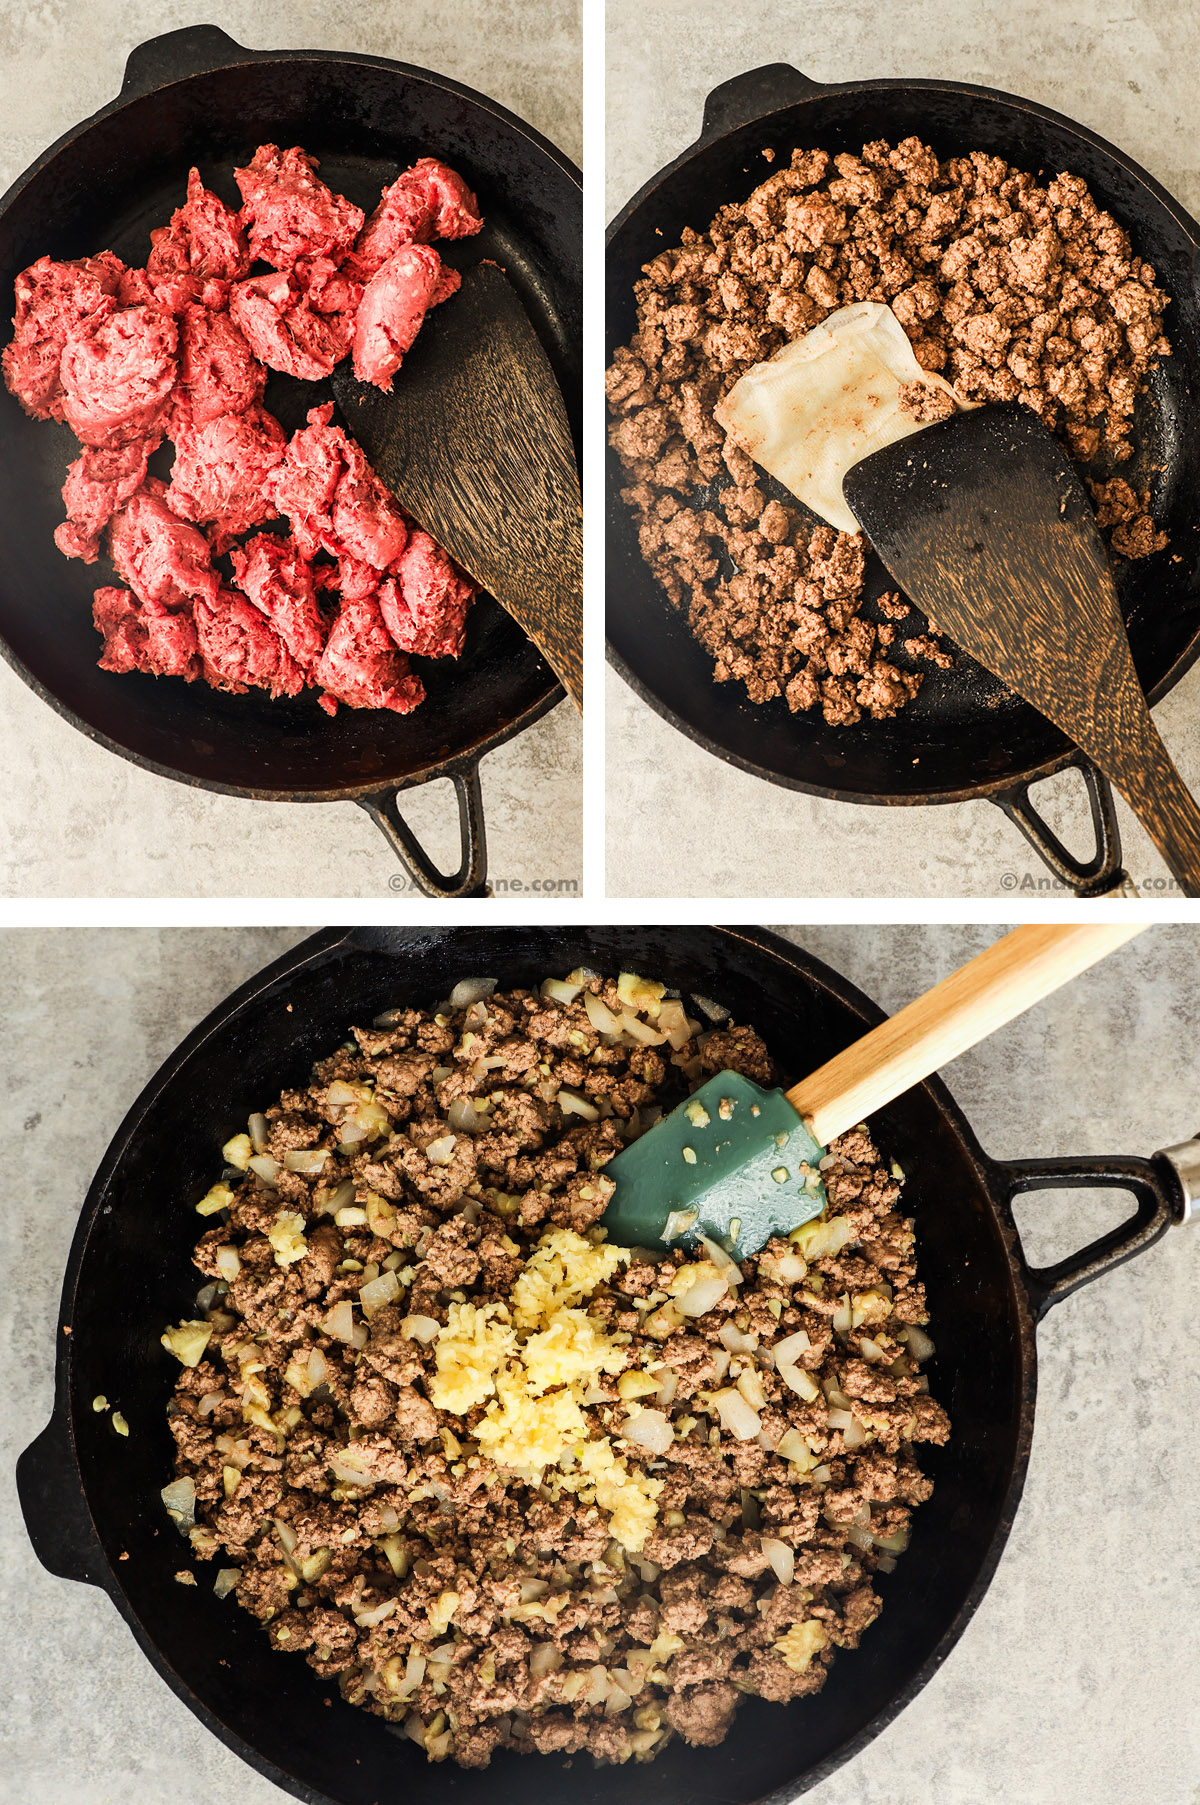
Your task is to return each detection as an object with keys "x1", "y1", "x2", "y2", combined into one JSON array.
[
  {"x1": 40, "y1": 923, "x2": 1039, "y2": 1805},
  {"x1": 0, "y1": 43, "x2": 580, "y2": 802},
  {"x1": 605, "y1": 71, "x2": 1200, "y2": 808}
]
